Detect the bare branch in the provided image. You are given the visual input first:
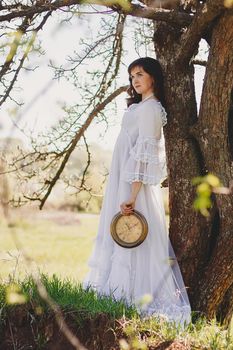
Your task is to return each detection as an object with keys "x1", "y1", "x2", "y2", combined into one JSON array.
[
  {"x1": 0, "y1": 15, "x2": 33, "y2": 80},
  {"x1": 192, "y1": 59, "x2": 207, "y2": 66},
  {"x1": 175, "y1": 0, "x2": 229, "y2": 66},
  {"x1": 0, "y1": 11, "x2": 51, "y2": 106},
  {"x1": 0, "y1": 0, "x2": 80, "y2": 22},
  {"x1": 79, "y1": 133, "x2": 91, "y2": 189},
  {"x1": 0, "y1": 32, "x2": 36, "y2": 106},
  {"x1": 39, "y1": 85, "x2": 128, "y2": 209},
  {"x1": 0, "y1": 0, "x2": 193, "y2": 28},
  {"x1": 124, "y1": 3, "x2": 192, "y2": 27}
]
